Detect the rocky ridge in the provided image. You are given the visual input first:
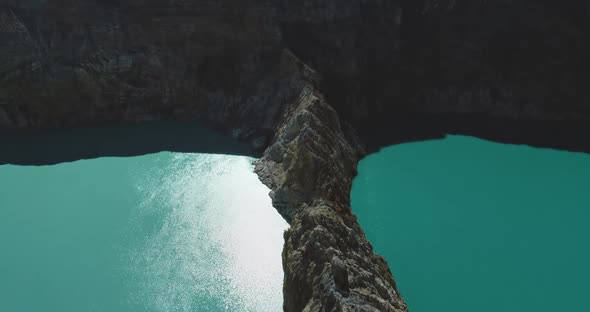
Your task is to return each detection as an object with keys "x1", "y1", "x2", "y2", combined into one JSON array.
[{"x1": 255, "y1": 71, "x2": 406, "y2": 311}]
